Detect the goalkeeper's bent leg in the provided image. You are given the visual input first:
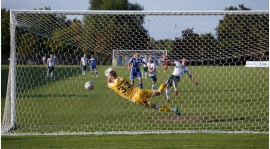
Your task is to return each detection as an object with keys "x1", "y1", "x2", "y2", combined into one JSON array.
[{"x1": 147, "y1": 102, "x2": 173, "y2": 112}]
